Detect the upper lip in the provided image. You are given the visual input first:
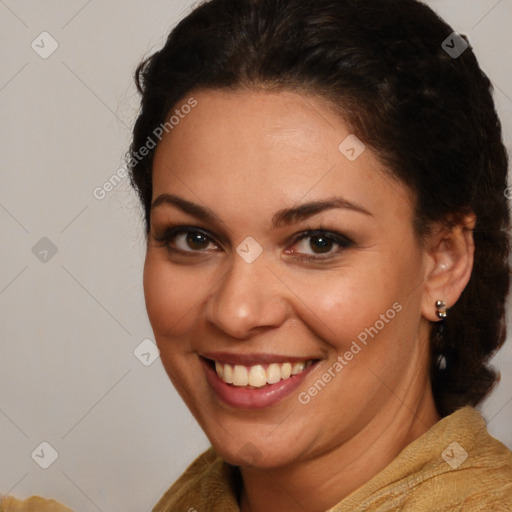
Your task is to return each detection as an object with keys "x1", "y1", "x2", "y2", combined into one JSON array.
[{"x1": 200, "y1": 352, "x2": 318, "y2": 366}]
